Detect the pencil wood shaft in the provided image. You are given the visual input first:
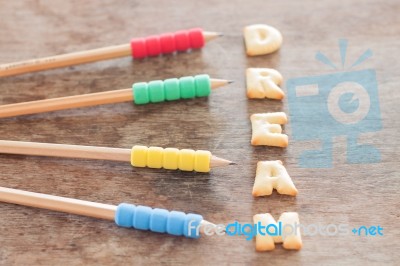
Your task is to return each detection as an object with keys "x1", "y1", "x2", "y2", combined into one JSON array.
[
  {"x1": 0, "y1": 44, "x2": 131, "y2": 78},
  {"x1": 0, "y1": 88, "x2": 133, "y2": 118},
  {"x1": 0, "y1": 140, "x2": 131, "y2": 162},
  {"x1": 0, "y1": 187, "x2": 116, "y2": 220}
]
